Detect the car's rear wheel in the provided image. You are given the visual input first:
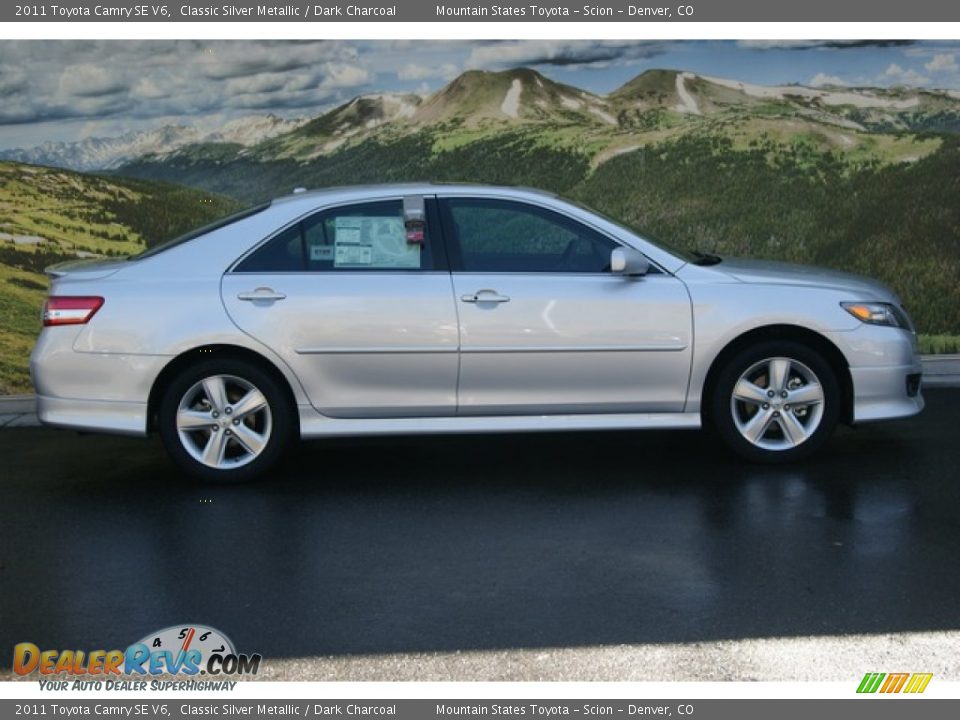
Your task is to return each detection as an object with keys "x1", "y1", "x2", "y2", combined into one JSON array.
[
  {"x1": 711, "y1": 341, "x2": 840, "y2": 463},
  {"x1": 159, "y1": 358, "x2": 294, "y2": 483}
]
